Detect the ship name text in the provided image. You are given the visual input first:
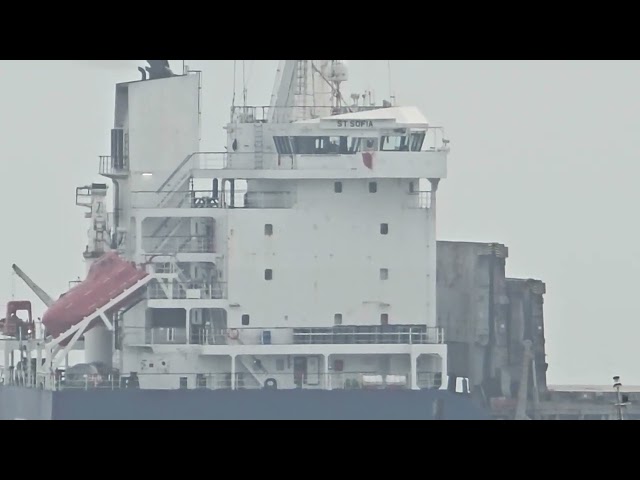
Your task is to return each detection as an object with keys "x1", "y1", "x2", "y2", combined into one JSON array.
[{"x1": 336, "y1": 120, "x2": 375, "y2": 128}]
